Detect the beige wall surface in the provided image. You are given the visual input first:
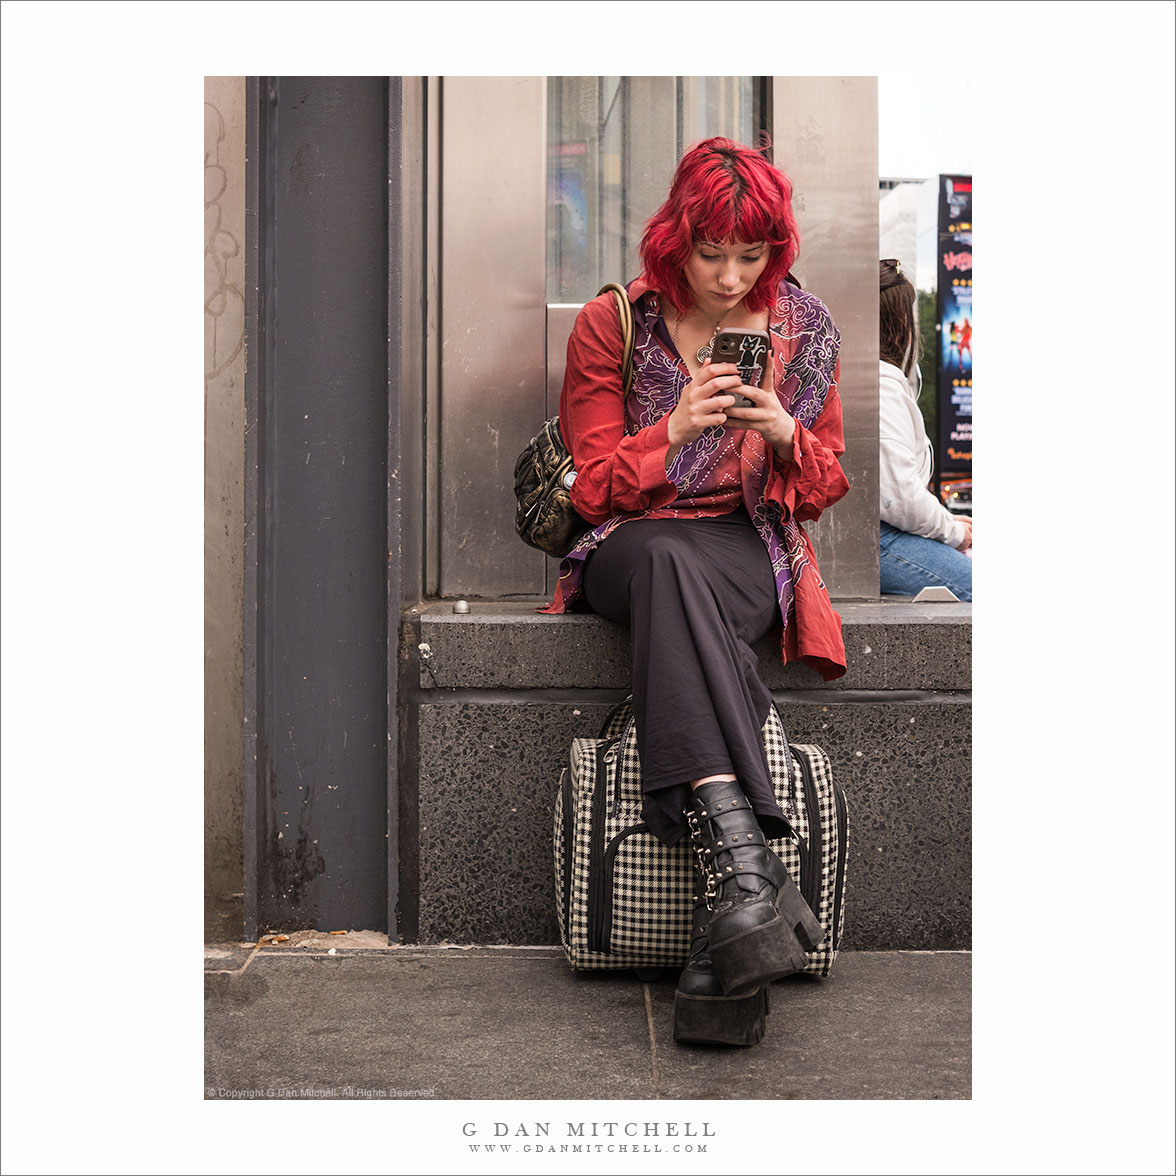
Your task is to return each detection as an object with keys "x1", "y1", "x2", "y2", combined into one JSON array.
[
  {"x1": 204, "y1": 77, "x2": 246, "y2": 919},
  {"x1": 773, "y1": 77, "x2": 880, "y2": 600}
]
